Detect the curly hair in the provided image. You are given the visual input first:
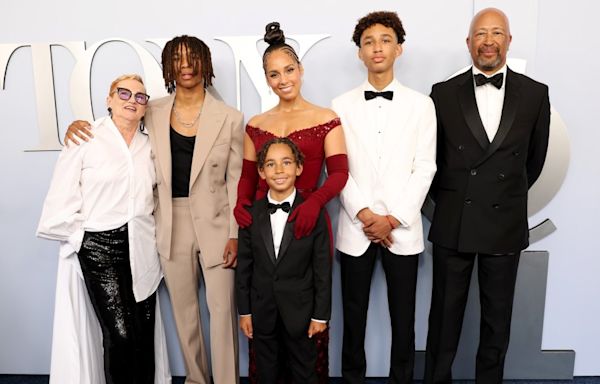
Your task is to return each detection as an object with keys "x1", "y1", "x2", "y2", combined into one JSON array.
[
  {"x1": 257, "y1": 137, "x2": 305, "y2": 170},
  {"x1": 161, "y1": 35, "x2": 214, "y2": 94},
  {"x1": 262, "y1": 22, "x2": 301, "y2": 72},
  {"x1": 352, "y1": 11, "x2": 406, "y2": 46}
]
